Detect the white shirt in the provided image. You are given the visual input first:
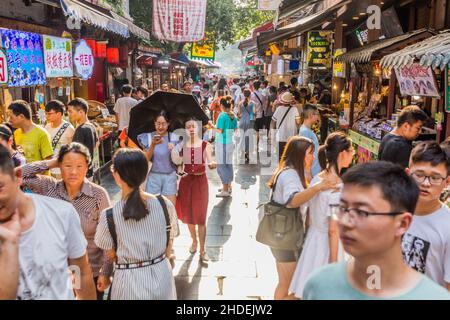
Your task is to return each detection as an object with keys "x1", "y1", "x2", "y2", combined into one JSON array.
[
  {"x1": 114, "y1": 96, "x2": 138, "y2": 130},
  {"x1": 45, "y1": 121, "x2": 75, "y2": 177},
  {"x1": 402, "y1": 205, "x2": 450, "y2": 287},
  {"x1": 272, "y1": 168, "x2": 304, "y2": 205},
  {"x1": 272, "y1": 105, "x2": 300, "y2": 142},
  {"x1": 17, "y1": 194, "x2": 87, "y2": 300},
  {"x1": 251, "y1": 91, "x2": 266, "y2": 119}
]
